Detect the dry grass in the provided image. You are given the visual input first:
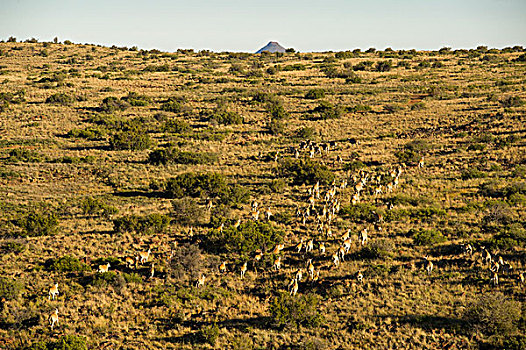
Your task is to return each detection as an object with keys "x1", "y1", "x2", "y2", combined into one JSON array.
[{"x1": 0, "y1": 42, "x2": 525, "y2": 349}]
